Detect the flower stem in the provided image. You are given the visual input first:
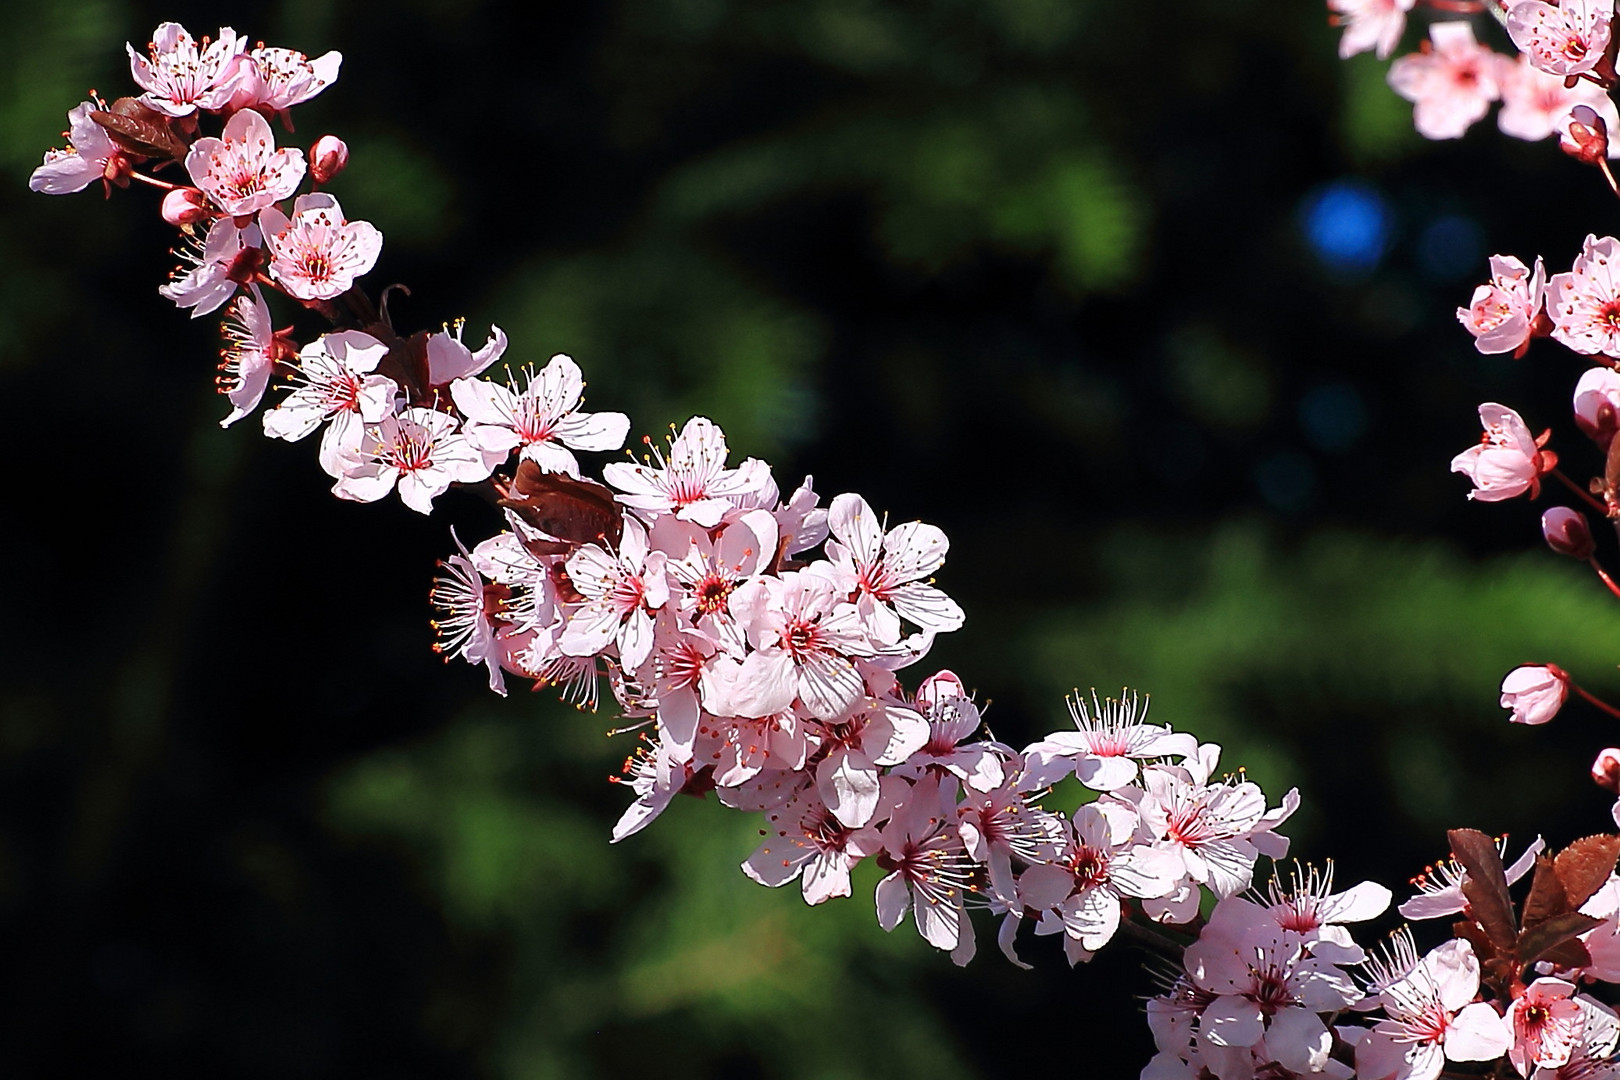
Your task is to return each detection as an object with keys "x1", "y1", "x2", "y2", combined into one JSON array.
[
  {"x1": 1116, "y1": 918, "x2": 1186, "y2": 963},
  {"x1": 1589, "y1": 559, "x2": 1620, "y2": 601},
  {"x1": 1573, "y1": 681, "x2": 1620, "y2": 721},
  {"x1": 1550, "y1": 468, "x2": 1608, "y2": 514},
  {"x1": 128, "y1": 171, "x2": 180, "y2": 192}
]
